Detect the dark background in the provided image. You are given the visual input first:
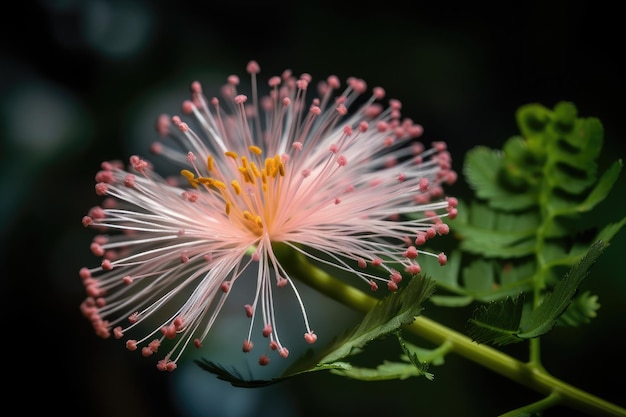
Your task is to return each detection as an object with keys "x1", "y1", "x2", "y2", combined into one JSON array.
[{"x1": 1, "y1": 1, "x2": 624, "y2": 416}]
